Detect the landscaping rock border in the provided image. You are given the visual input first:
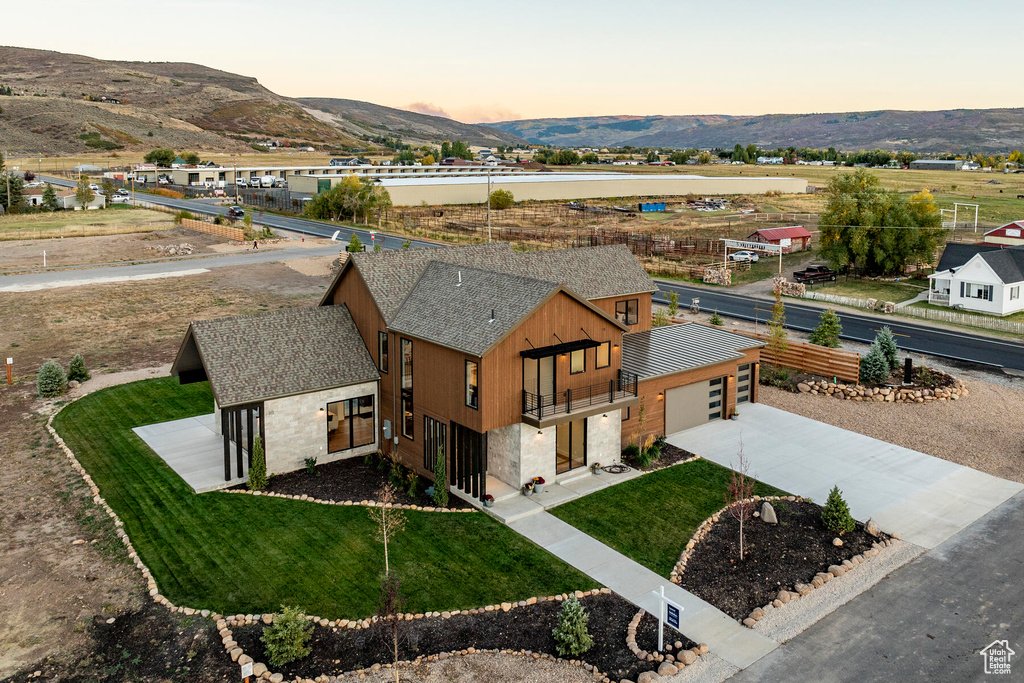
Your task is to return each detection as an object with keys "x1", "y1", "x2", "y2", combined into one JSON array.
[
  {"x1": 738, "y1": 535, "x2": 901, "y2": 629},
  {"x1": 46, "y1": 403, "x2": 622, "y2": 683},
  {"x1": 668, "y1": 495, "x2": 805, "y2": 583},
  {"x1": 222, "y1": 487, "x2": 478, "y2": 513},
  {"x1": 794, "y1": 375, "x2": 967, "y2": 403},
  {"x1": 625, "y1": 609, "x2": 708, "y2": 670}
]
